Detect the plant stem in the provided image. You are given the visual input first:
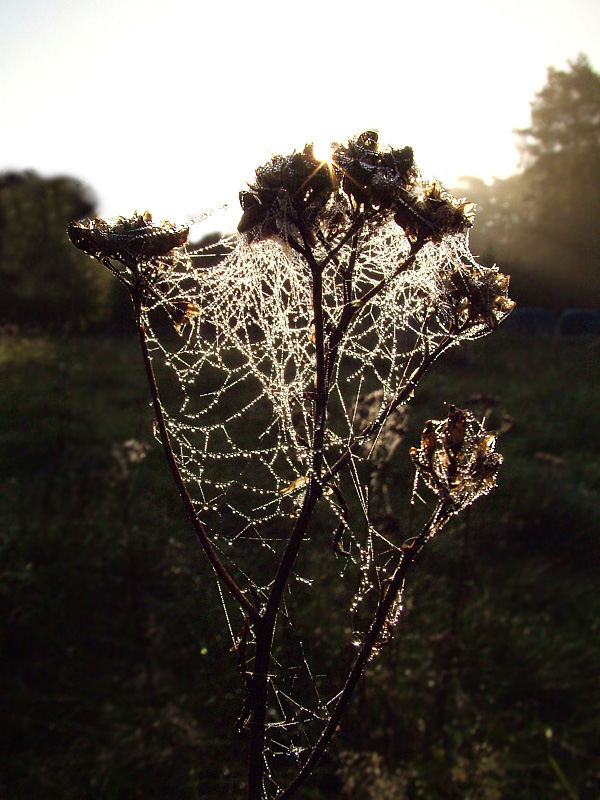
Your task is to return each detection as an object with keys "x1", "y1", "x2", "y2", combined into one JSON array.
[
  {"x1": 318, "y1": 213, "x2": 365, "y2": 272},
  {"x1": 276, "y1": 503, "x2": 451, "y2": 799},
  {"x1": 133, "y1": 291, "x2": 259, "y2": 624},
  {"x1": 247, "y1": 232, "x2": 448, "y2": 798},
  {"x1": 322, "y1": 335, "x2": 453, "y2": 486},
  {"x1": 247, "y1": 245, "x2": 330, "y2": 800}
]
